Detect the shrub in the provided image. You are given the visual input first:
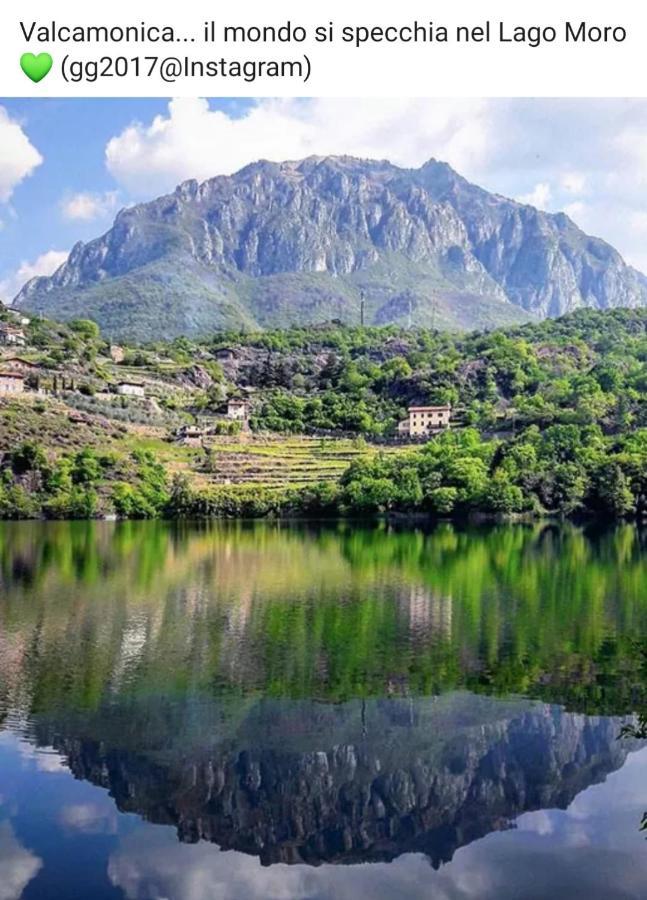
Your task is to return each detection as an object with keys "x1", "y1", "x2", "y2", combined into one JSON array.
[{"x1": 111, "y1": 483, "x2": 158, "y2": 519}]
